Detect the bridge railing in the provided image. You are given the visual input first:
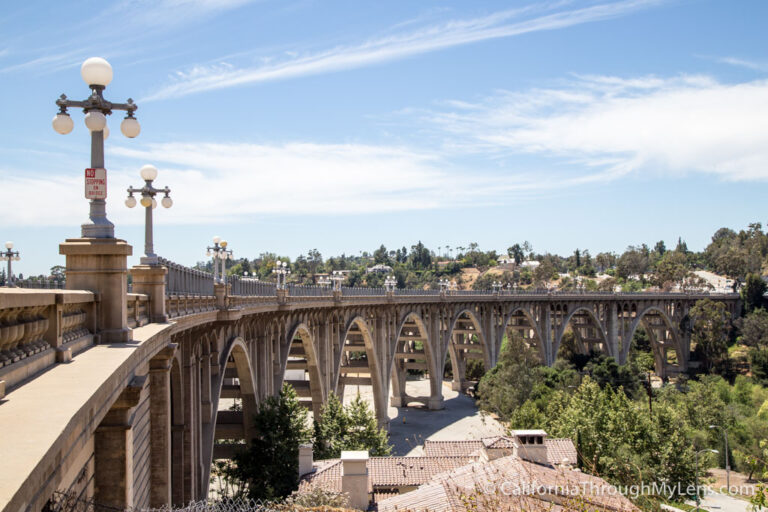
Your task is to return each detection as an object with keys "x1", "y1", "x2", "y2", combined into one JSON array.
[
  {"x1": 394, "y1": 288, "x2": 439, "y2": 296},
  {"x1": 342, "y1": 286, "x2": 387, "y2": 296},
  {"x1": 230, "y1": 275, "x2": 278, "y2": 296},
  {"x1": 159, "y1": 257, "x2": 214, "y2": 296},
  {"x1": 0, "y1": 289, "x2": 95, "y2": 392},
  {"x1": 288, "y1": 283, "x2": 332, "y2": 297},
  {"x1": 13, "y1": 278, "x2": 66, "y2": 289}
]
